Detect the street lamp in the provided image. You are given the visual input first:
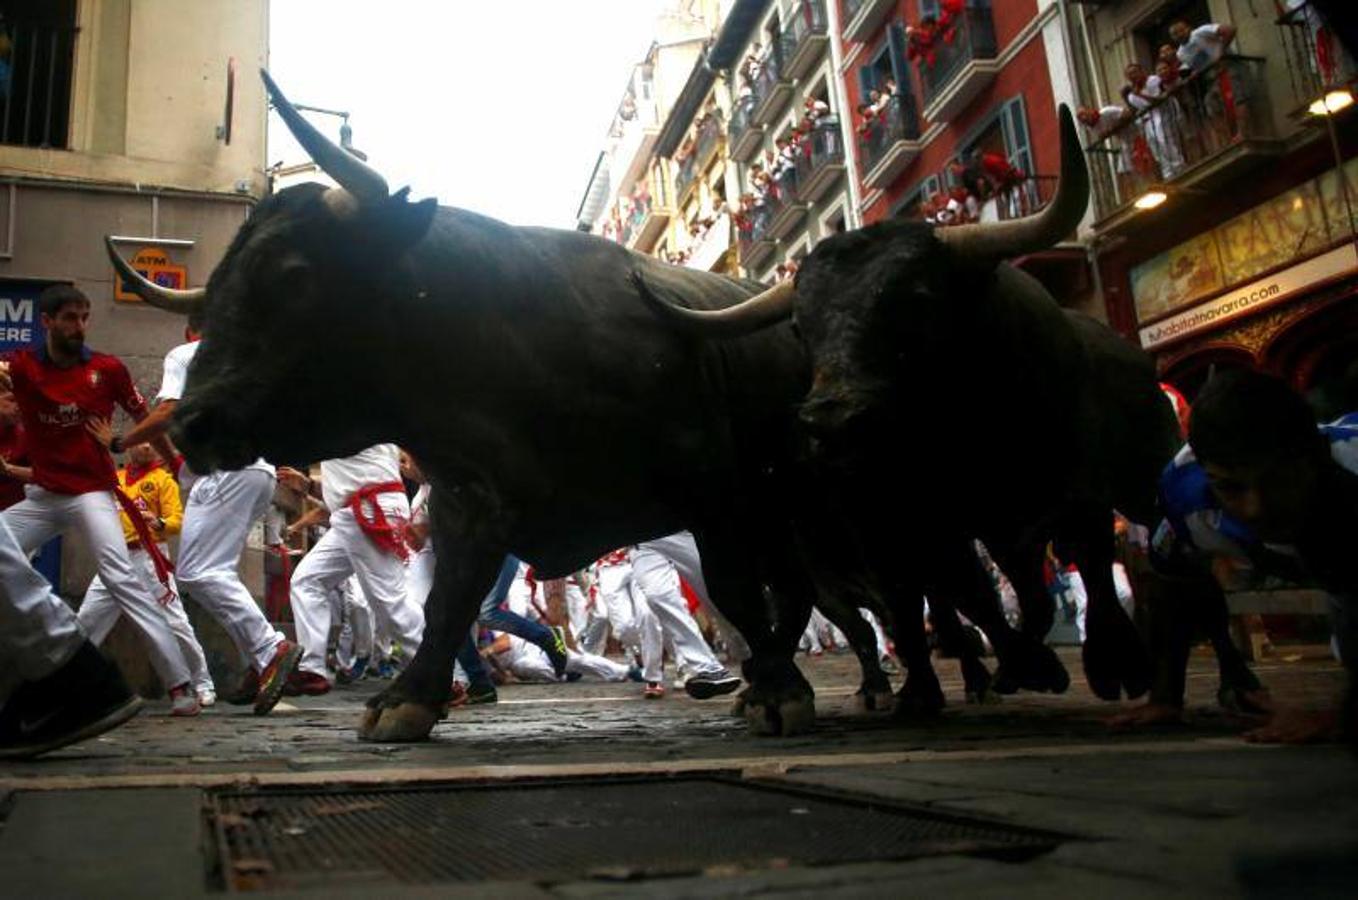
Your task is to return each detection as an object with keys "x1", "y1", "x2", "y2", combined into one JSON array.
[{"x1": 1133, "y1": 190, "x2": 1168, "y2": 211}]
